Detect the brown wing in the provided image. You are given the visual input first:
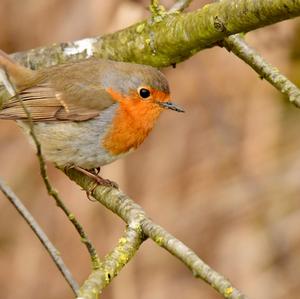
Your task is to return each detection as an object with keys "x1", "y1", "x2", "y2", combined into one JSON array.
[
  {"x1": 0, "y1": 83, "x2": 100, "y2": 121},
  {"x1": 0, "y1": 59, "x2": 116, "y2": 122}
]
